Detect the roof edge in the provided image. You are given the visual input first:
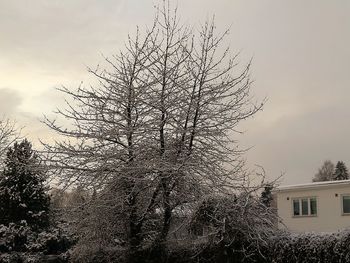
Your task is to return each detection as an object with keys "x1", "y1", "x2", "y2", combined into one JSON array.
[{"x1": 275, "y1": 179, "x2": 350, "y2": 192}]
